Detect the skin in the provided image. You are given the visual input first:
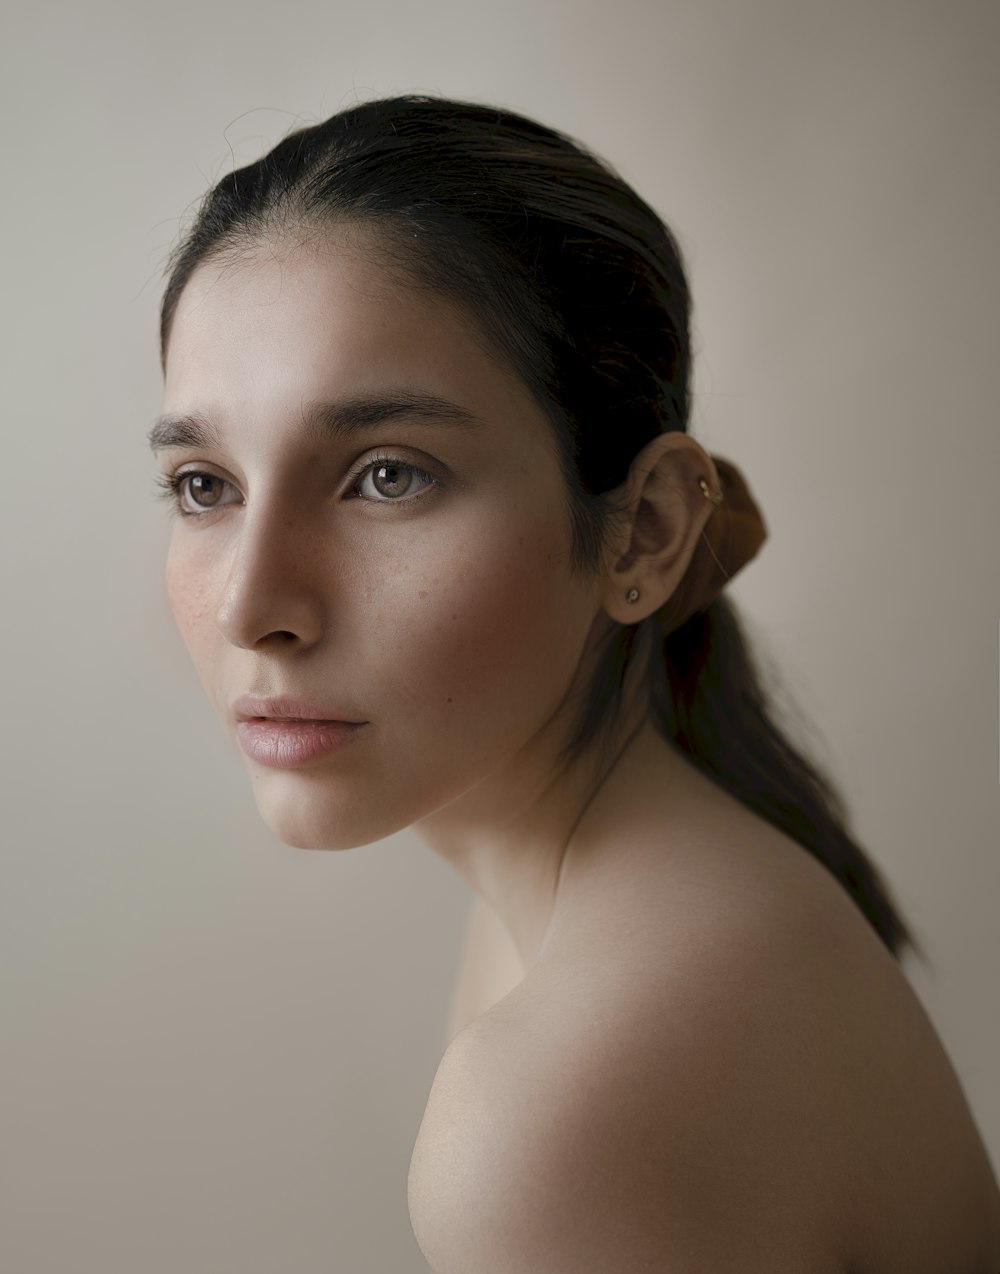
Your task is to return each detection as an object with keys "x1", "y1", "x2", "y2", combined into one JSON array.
[{"x1": 156, "y1": 225, "x2": 720, "y2": 971}]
